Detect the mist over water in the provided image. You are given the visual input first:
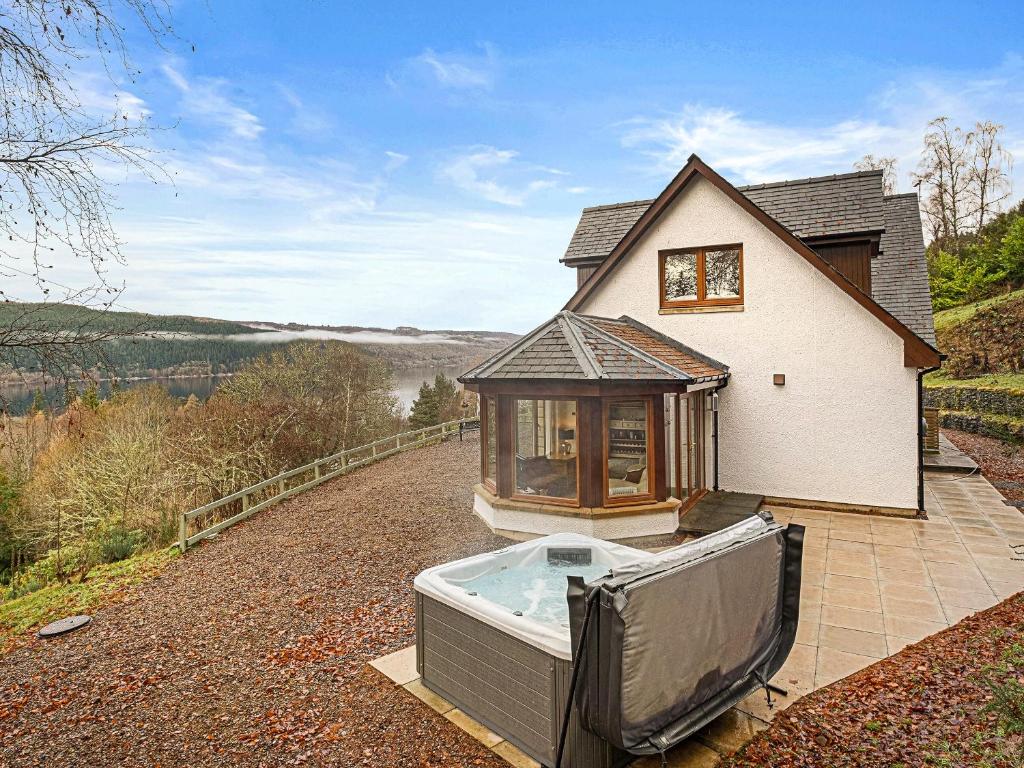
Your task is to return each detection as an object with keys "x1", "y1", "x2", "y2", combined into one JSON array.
[{"x1": 1, "y1": 364, "x2": 468, "y2": 417}]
